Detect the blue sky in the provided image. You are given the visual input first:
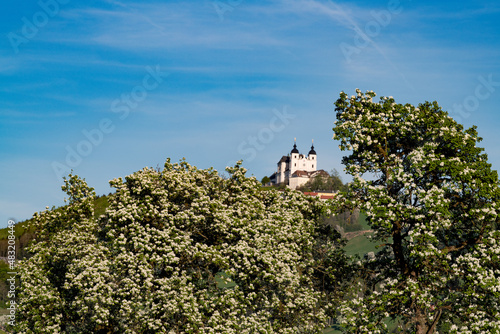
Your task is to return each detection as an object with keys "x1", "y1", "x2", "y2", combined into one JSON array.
[{"x1": 1, "y1": 0, "x2": 499, "y2": 227}]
